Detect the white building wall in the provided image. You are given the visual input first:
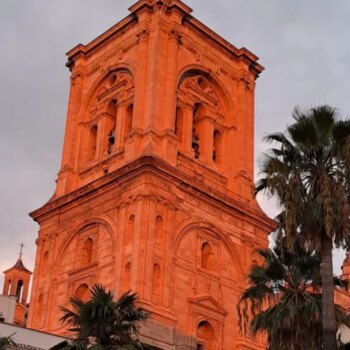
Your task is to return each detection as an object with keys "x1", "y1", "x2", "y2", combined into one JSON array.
[{"x1": 0, "y1": 296, "x2": 16, "y2": 323}]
